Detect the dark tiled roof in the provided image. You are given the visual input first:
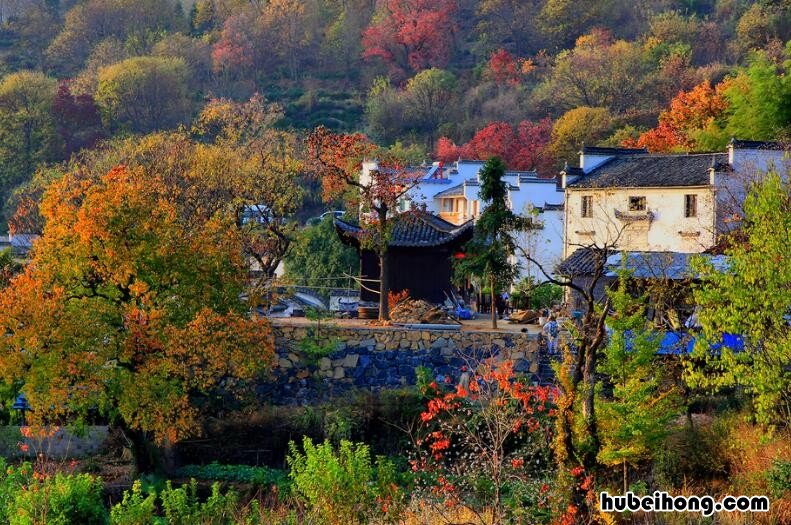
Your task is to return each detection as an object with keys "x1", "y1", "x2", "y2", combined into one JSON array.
[
  {"x1": 581, "y1": 146, "x2": 648, "y2": 155},
  {"x1": 729, "y1": 138, "x2": 787, "y2": 150},
  {"x1": 543, "y1": 202, "x2": 564, "y2": 211},
  {"x1": 335, "y1": 212, "x2": 473, "y2": 248},
  {"x1": 569, "y1": 153, "x2": 725, "y2": 188},
  {"x1": 434, "y1": 184, "x2": 464, "y2": 198},
  {"x1": 556, "y1": 248, "x2": 611, "y2": 276}
]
